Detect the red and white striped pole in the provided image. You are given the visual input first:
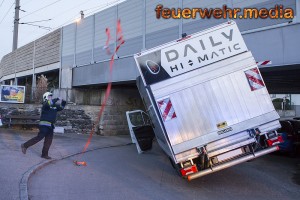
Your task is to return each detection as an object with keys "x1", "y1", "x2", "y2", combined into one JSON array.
[{"x1": 256, "y1": 60, "x2": 272, "y2": 66}]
